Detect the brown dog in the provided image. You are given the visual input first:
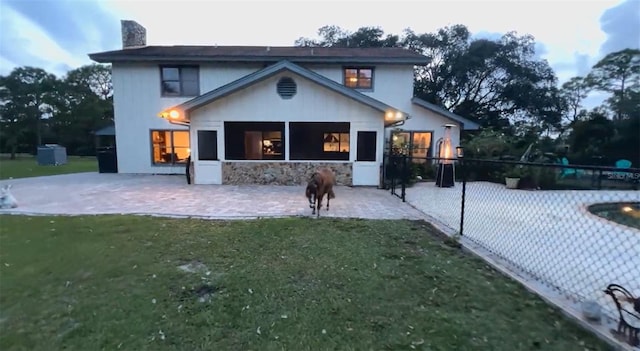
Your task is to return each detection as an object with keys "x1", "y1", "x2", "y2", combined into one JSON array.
[{"x1": 305, "y1": 168, "x2": 336, "y2": 217}]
